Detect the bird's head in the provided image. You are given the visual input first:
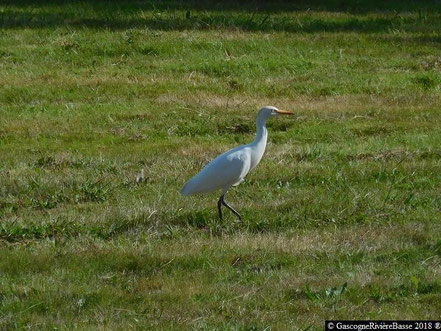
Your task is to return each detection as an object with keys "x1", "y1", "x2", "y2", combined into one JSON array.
[{"x1": 259, "y1": 106, "x2": 293, "y2": 118}]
